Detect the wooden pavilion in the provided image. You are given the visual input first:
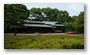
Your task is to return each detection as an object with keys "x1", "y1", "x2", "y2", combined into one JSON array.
[{"x1": 23, "y1": 20, "x2": 66, "y2": 33}]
